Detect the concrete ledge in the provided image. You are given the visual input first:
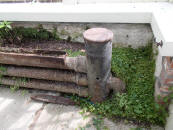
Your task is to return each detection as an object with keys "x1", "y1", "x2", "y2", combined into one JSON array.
[
  {"x1": 63, "y1": 0, "x2": 170, "y2": 4},
  {"x1": 0, "y1": 3, "x2": 152, "y2": 23},
  {"x1": 0, "y1": 2, "x2": 173, "y2": 56}
]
